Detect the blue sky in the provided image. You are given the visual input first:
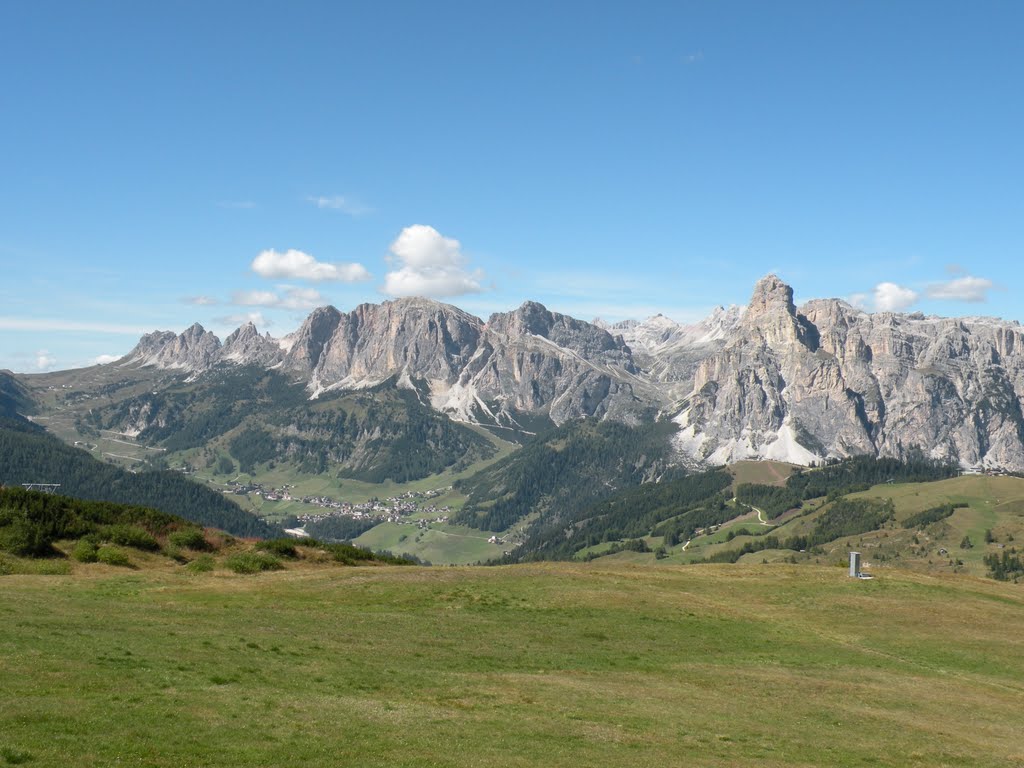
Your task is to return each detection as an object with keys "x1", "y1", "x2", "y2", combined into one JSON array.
[{"x1": 1, "y1": 1, "x2": 1022, "y2": 372}]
